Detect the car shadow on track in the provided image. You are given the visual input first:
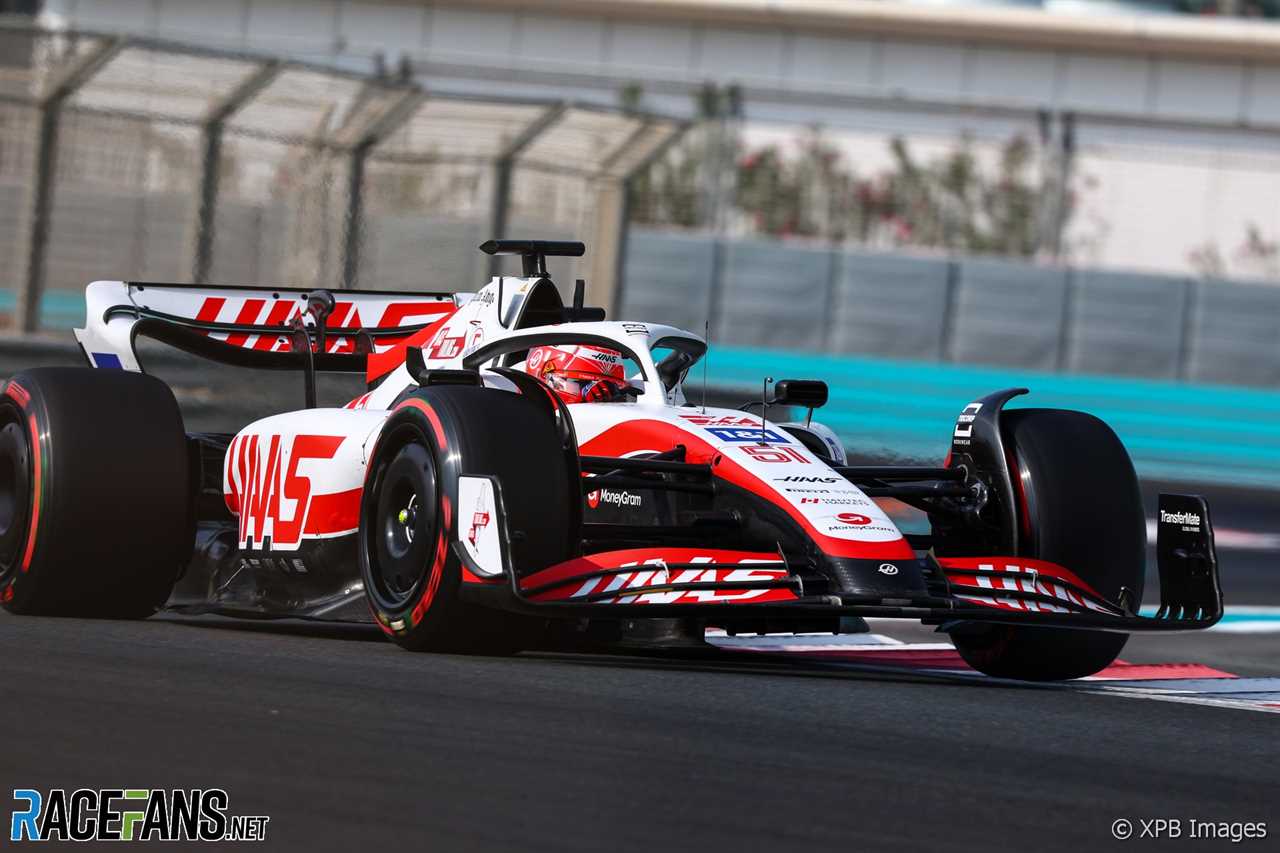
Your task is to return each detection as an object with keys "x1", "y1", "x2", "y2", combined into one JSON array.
[
  {"x1": 156, "y1": 612, "x2": 1061, "y2": 695},
  {"x1": 519, "y1": 647, "x2": 1064, "y2": 695},
  {"x1": 154, "y1": 613, "x2": 390, "y2": 643}
]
